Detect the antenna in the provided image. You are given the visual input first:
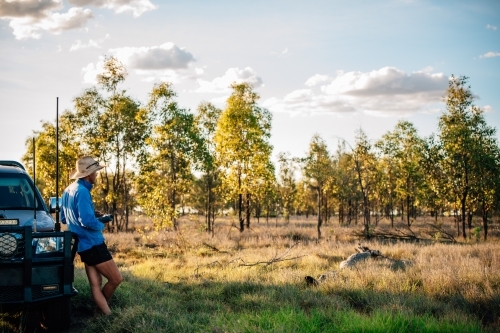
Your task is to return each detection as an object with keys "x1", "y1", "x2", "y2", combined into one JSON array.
[
  {"x1": 33, "y1": 137, "x2": 37, "y2": 232},
  {"x1": 55, "y1": 97, "x2": 61, "y2": 232}
]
